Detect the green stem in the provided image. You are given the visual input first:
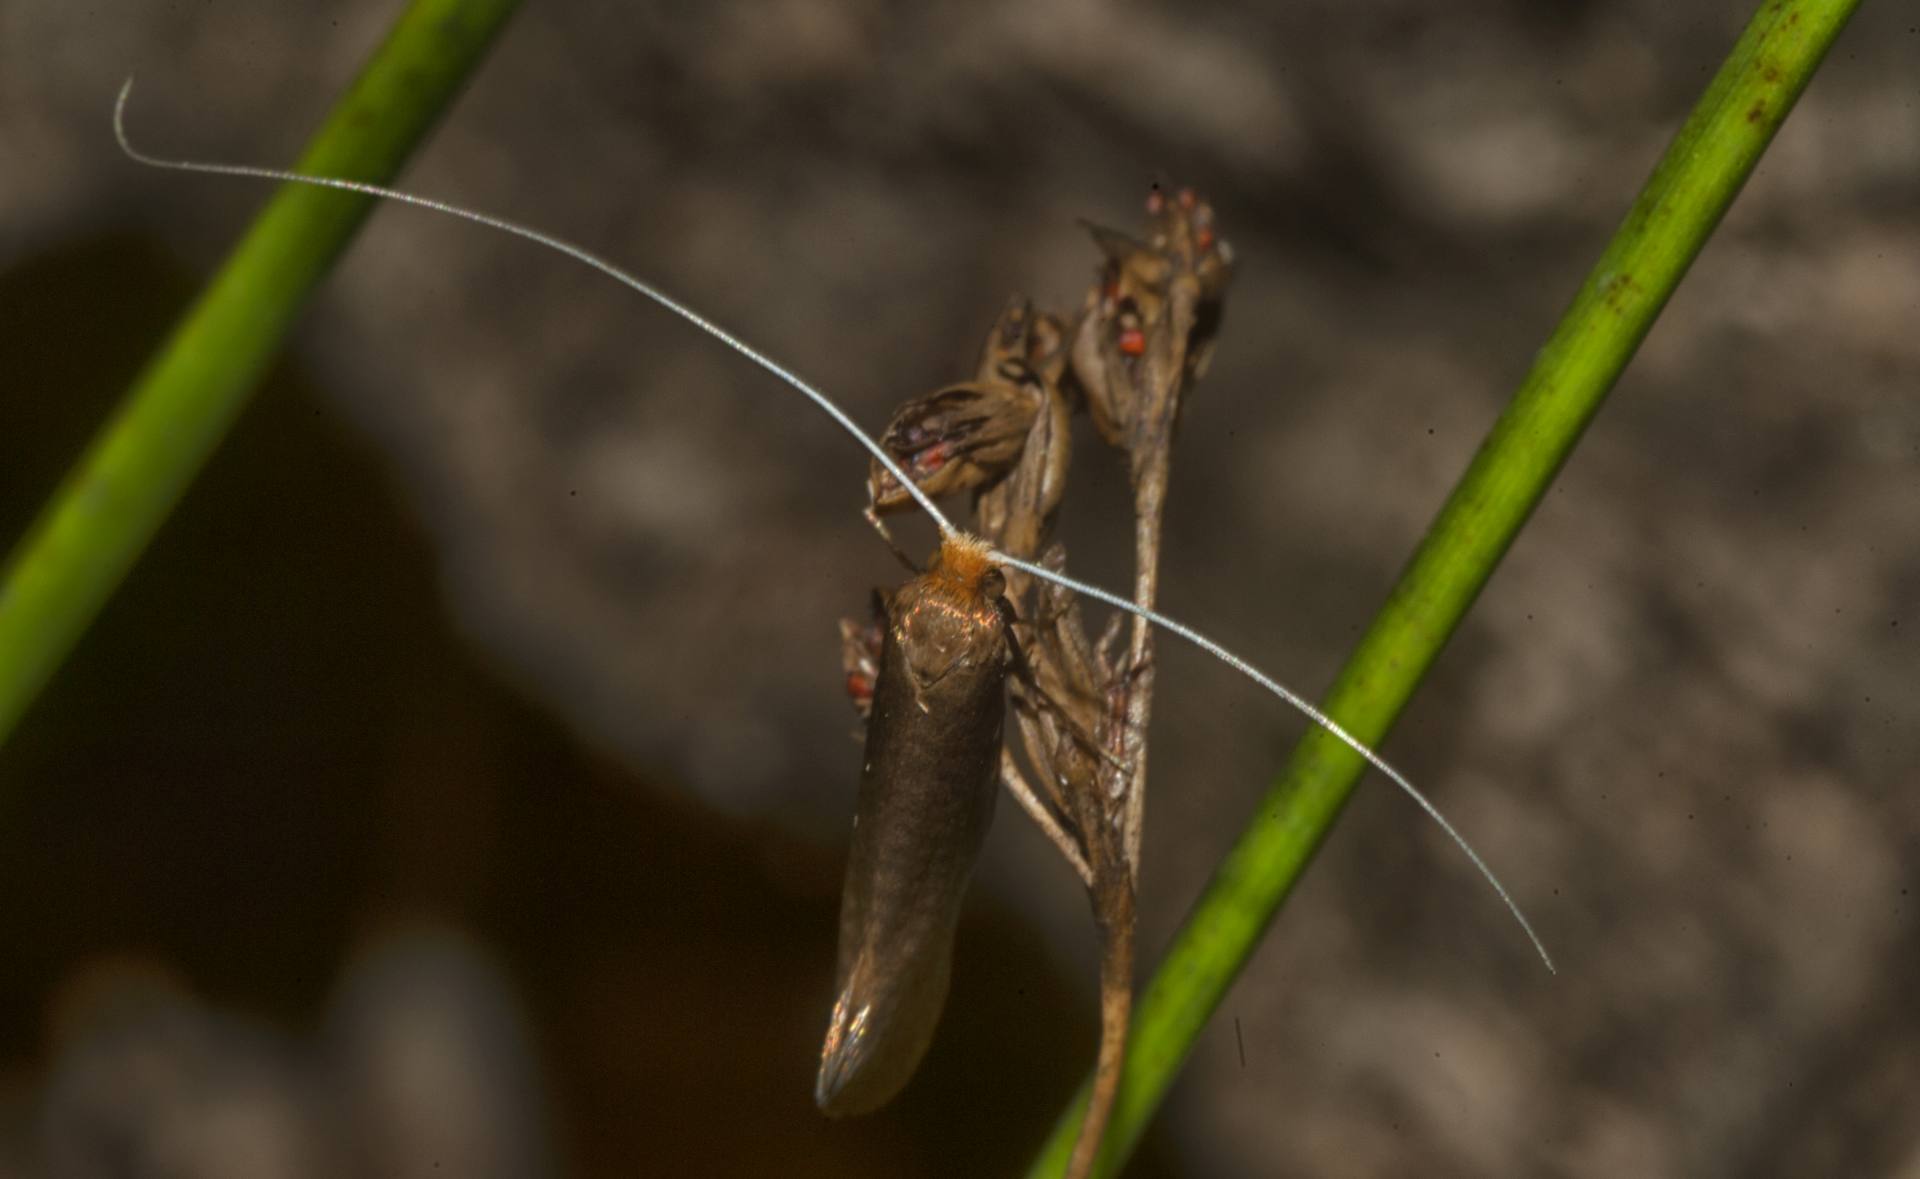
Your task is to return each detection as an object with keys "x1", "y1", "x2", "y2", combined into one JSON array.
[
  {"x1": 1029, "y1": 0, "x2": 1861, "y2": 1173},
  {"x1": 0, "y1": 0, "x2": 521, "y2": 748}
]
